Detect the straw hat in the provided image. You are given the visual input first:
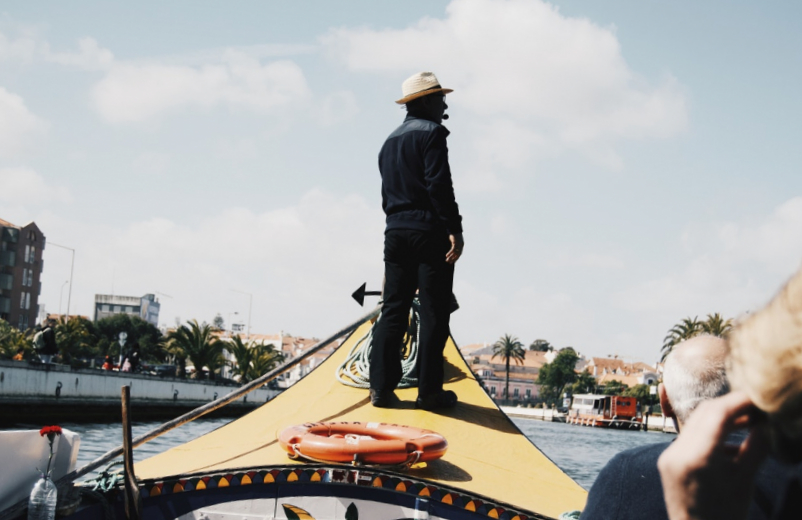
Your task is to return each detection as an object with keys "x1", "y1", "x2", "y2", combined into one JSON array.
[{"x1": 395, "y1": 72, "x2": 453, "y2": 105}]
